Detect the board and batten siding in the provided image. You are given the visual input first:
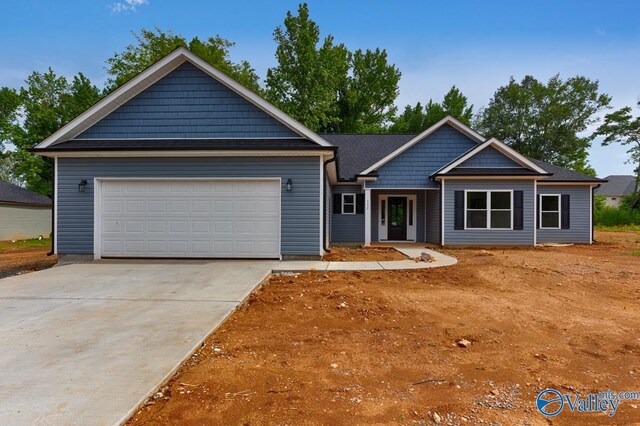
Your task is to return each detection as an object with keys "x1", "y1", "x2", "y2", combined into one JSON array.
[
  {"x1": 331, "y1": 185, "x2": 364, "y2": 243},
  {"x1": 77, "y1": 63, "x2": 299, "y2": 139},
  {"x1": 0, "y1": 204, "x2": 51, "y2": 241},
  {"x1": 371, "y1": 190, "x2": 426, "y2": 242},
  {"x1": 366, "y1": 125, "x2": 478, "y2": 189},
  {"x1": 537, "y1": 185, "x2": 592, "y2": 244},
  {"x1": 458, "y1": 146, "x2": 522, "y2": 168},
  {"x1": 443, "y1": 180, "x2": 535, "y2": 246},
  {"x1": 425, "y1": 190, "x2": 440, "y2": 244},
  {"x1": 57, "y1": 156, "x2": 321, "y2": 256}
]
